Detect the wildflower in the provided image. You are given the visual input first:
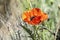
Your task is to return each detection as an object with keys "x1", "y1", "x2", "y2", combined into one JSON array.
[{"x1": 22, "y1": 8, "x2": 48, "y2": 25}]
